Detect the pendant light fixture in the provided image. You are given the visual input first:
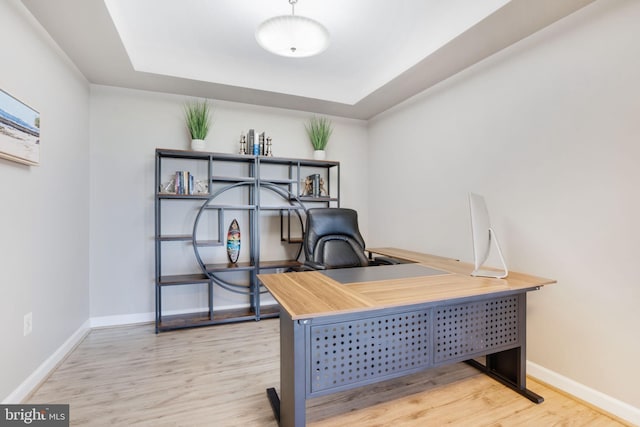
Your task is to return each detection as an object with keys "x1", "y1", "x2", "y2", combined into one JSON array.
[{"x1": 255, "y1": 0, "x2": 330, "y2": 58}]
